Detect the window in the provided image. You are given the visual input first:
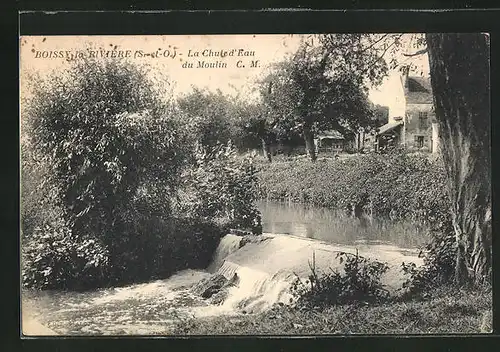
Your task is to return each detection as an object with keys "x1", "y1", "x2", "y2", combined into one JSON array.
[
  {"x1": 419, "y1": 111, "x2": 429, "y2": 129},
  {"x1": 415, "y1": 135, "x2": 425, "y2": 148}
]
